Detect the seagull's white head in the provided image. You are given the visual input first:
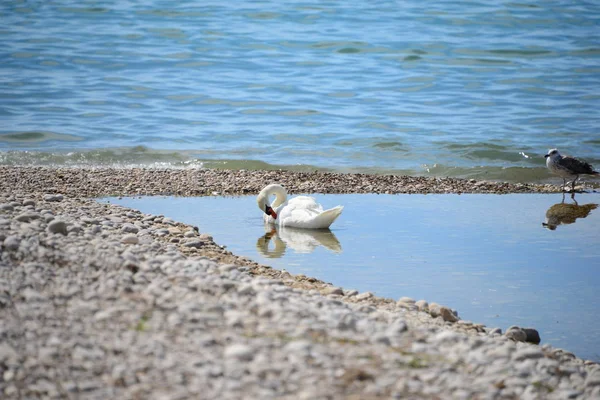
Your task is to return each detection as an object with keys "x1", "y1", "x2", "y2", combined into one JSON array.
[{"x1": 544, "y1": 148, "x2": 561, "y2": 160}]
